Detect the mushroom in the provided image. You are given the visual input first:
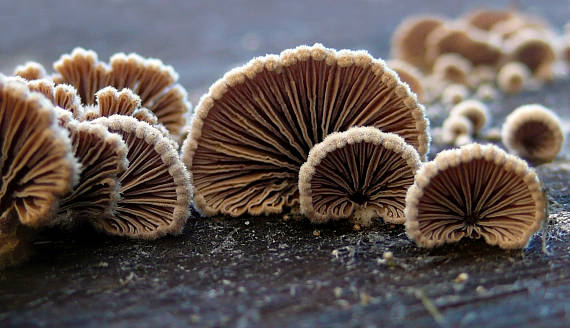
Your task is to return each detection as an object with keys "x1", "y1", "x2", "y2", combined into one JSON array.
[
  {"x1": 475, "y1": 83, "x2": 499, "y2": 102},
  {"x1": 182, "y1": 44, "x2": 430, "y2": 217},
  {"x1": 298, "y1": 126, "x2": 421, "y2": 226},
  {"x1": 490, "y1": 14, "x2": 552, "y2": 41},
  {"x1": 449, "y1": 100, "x2": 489, "y2": 135},
  {"x1": 386, "y1": 59, "x2": 425, "y2": 101},
  {"x1": 390, "y1": 15, "x2": 445, "y2": 71},
  {"x1": 54, "y1": 111, "x2": 129, "y2": 226},
  {"x1": 503, "y1": 29, "x2": 557, "y2": 80},
  {"x1": 12, "y1": 61, "x2": 47, "y2": 81},
  {"x1": 52, "y1": 48, "x2": 190, "y2": 134},
  {"x1": 432, "y1": 53, "x2": 472, "y2": 85},
  {"x1": 26, "y1": 78, "x2": 85, "y2": 119},
  {"x1": 425, "y1": 24, "x2": 504, "y2": 67},
  {"x1": 92, "y1": 115, "x2": 192, "y2": 238},
  {"x1": 497, "y1": 62, "x2": 531, "y2": 94},
  {"x1": 0, "y1": 75, "x2": 79, "y2": 228},
  {"x1": 441, "y1": 115, "x2": 473, "y2": 144},
  {"x1": 405, "y1": 143, "x2": 547, "y2": 249},
  {"x1": 441, "y1": 83, "x2": 470, "y2": 105},
  {"x1": 501, "y1": 104, "x2": 564, "y2": 163},
  {"x1": 461, "y1": 9, "x2": 514, "y2": 32},
  {"x1": 468, "y1": 65, "x2": 497, "y2": 87}
]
